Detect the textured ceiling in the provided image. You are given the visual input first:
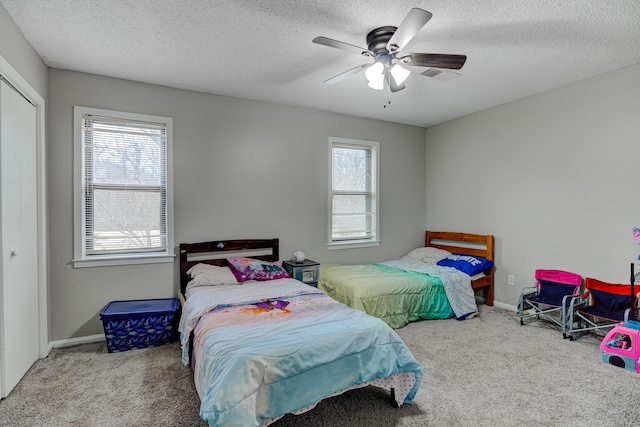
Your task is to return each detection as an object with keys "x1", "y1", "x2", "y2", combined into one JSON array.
[{"x1": 2, "y1": 0, "x2": 639, "y2": 127}]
